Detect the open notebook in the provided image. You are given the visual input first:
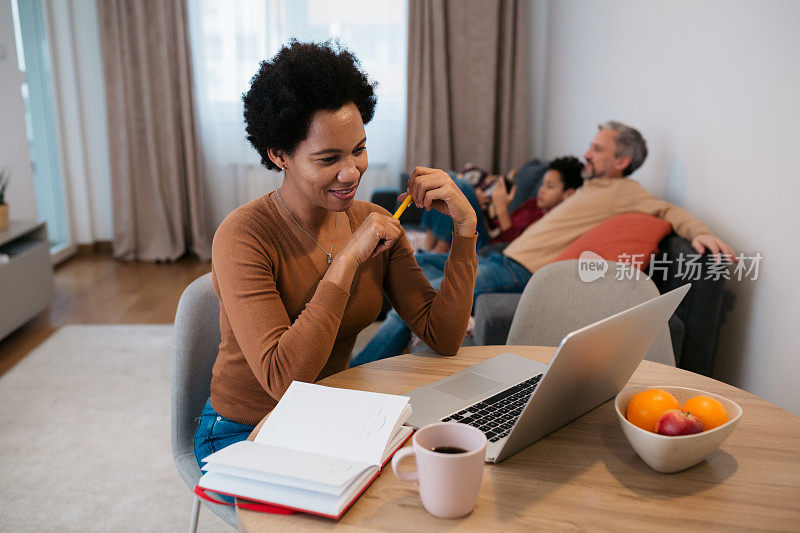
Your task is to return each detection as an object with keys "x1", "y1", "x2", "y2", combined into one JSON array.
[{"x1": 196, "y1": 381, "x2": 413, "y2": 519}]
